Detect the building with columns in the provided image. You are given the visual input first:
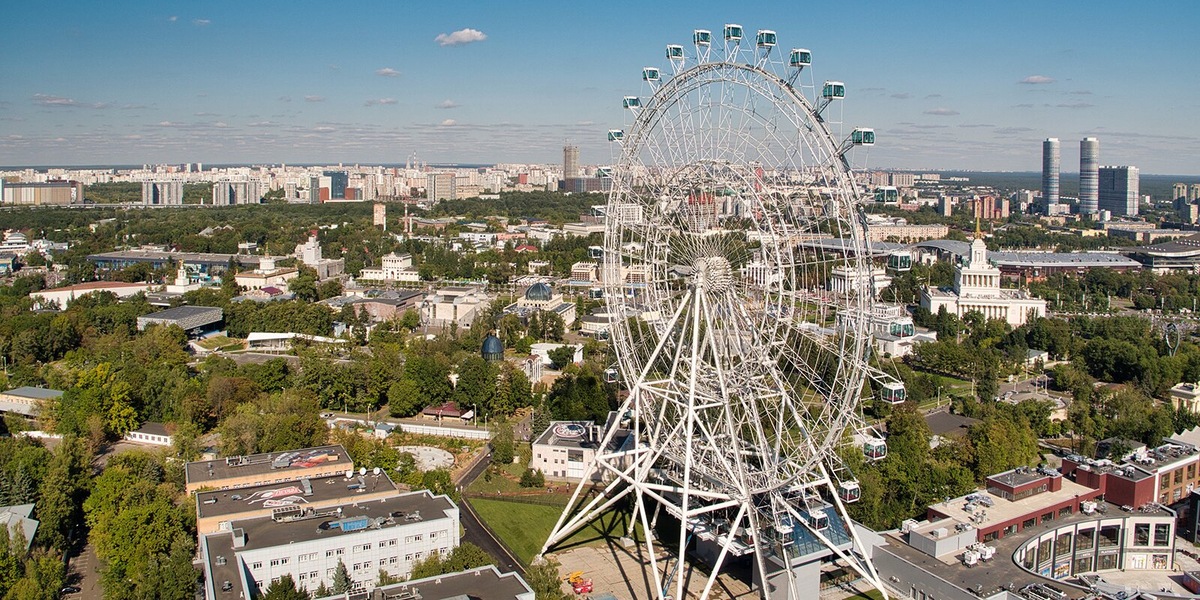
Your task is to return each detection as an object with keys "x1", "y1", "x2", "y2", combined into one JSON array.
[{"x1": 919, "y1": 233, "x2": 1046, "y2": 327}]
